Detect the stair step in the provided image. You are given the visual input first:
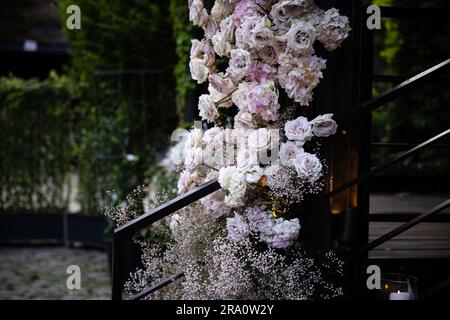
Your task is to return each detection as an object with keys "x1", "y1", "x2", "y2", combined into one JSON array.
[{"x1": 369, "y1": 222, "x2": 450, "y2": 259}]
